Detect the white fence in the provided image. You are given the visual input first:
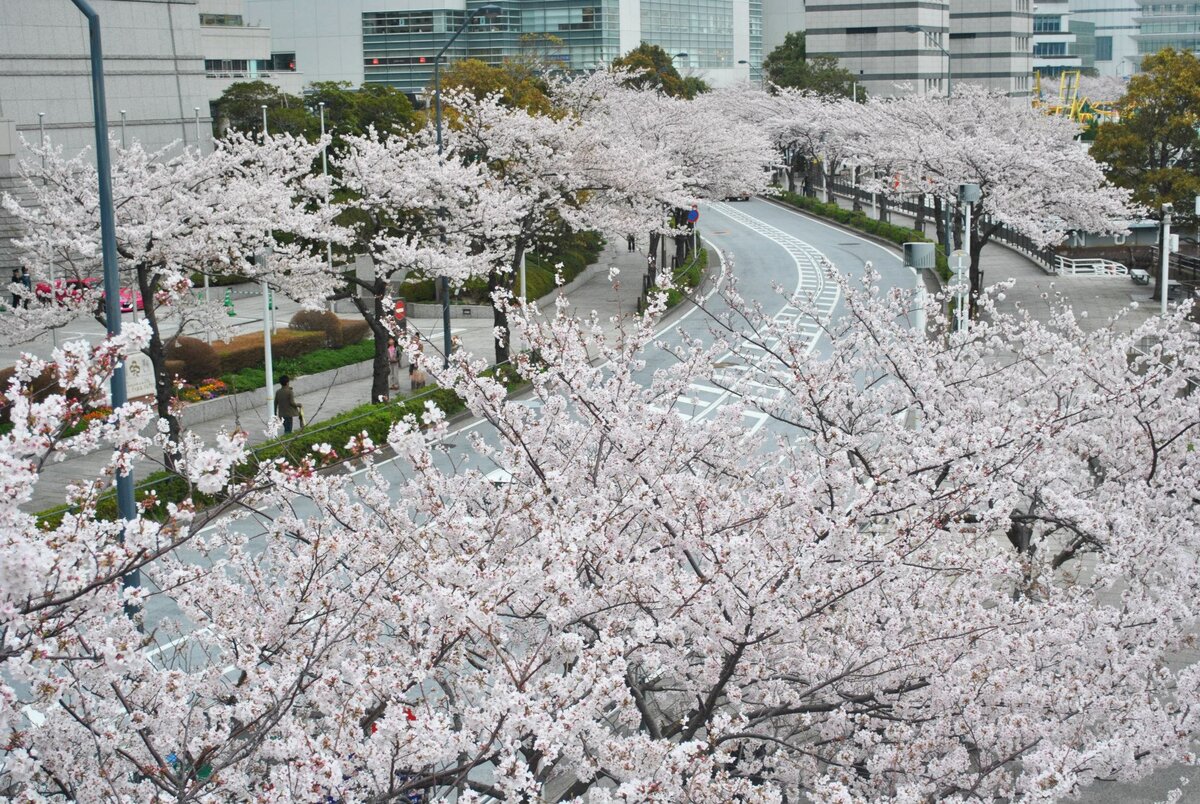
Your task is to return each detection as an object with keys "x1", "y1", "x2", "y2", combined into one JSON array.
[{"x1": 1052, "y1": 256, "x2": 1129, "y2": 276}]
